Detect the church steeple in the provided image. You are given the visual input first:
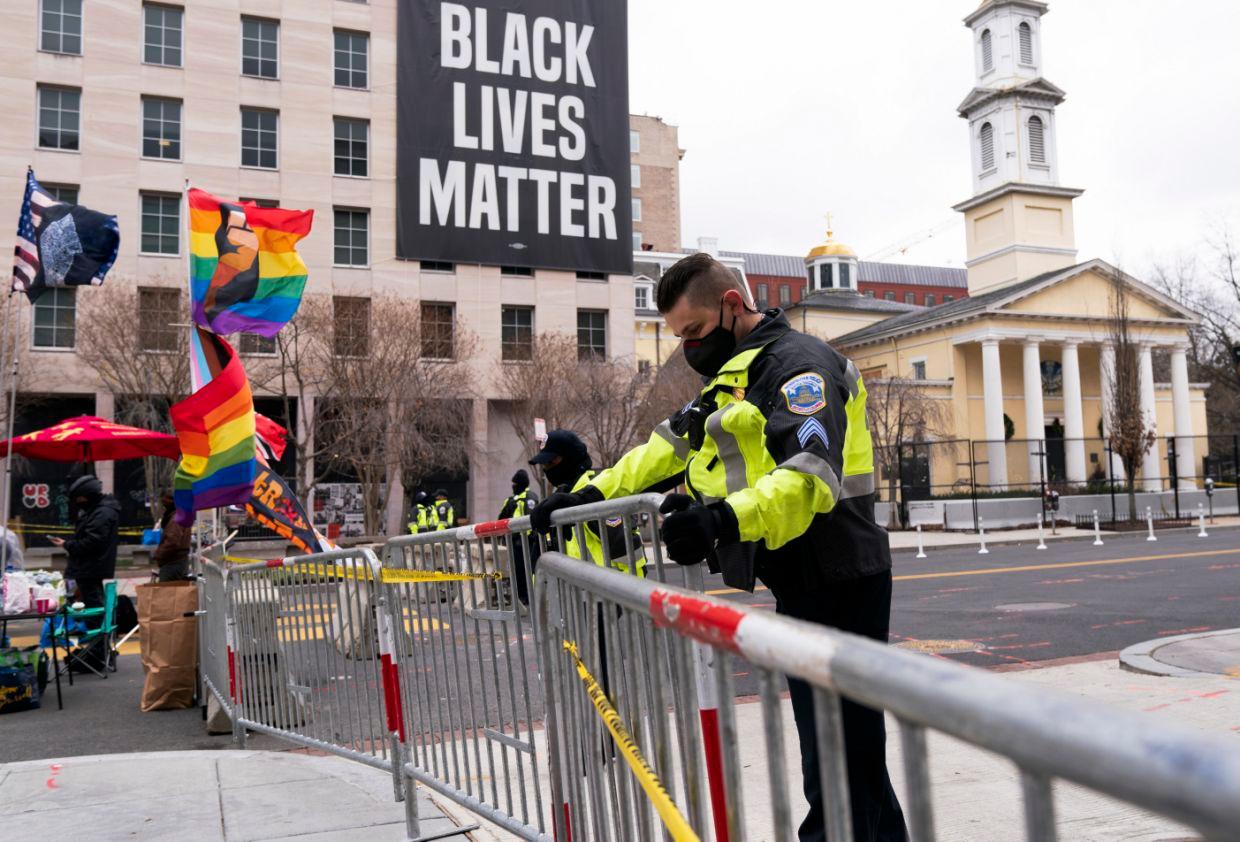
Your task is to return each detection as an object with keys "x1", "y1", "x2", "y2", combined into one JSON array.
[{"x1": 953, "y1": 1, "x2": 1084, "y2": 296}]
